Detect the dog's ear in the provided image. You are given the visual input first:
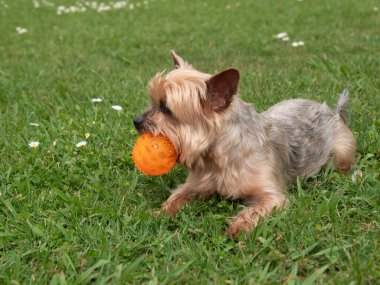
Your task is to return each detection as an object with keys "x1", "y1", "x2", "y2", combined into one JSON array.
[
  {"x1": 170, "y1": 50, "x2": 192, "y2": 69},
  {"x1": 204, "y1": 68, "x2": 240, "y2": 112}
]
